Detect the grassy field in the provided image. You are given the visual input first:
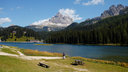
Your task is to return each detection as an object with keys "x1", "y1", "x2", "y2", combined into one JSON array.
[
  {"x1": 0, "y1": 45, "x2": 19, "y2": 55},
  {"x1": 0, "y1": 56, "x2": 128, "y2": 72},
  {"x1": 0, "y1": 45, "x2": 128, "y2": 72},
  {"x1": 6, "y1": 33, "x2": 35, "y2": 41},
  {"x1": 7, "y1": 36, "x2": 35, "y2": 42}
]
